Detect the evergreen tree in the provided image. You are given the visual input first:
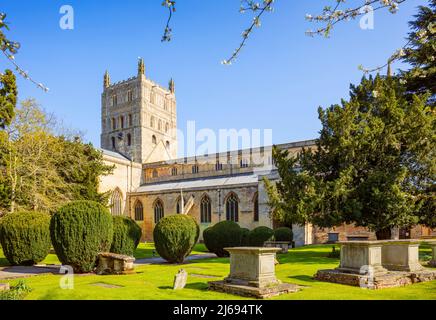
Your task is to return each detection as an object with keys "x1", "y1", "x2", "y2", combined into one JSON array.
[
  {"x1": 267, "y1": 75, "x2": 435, "y2": 239},
  {"x1": 402, "y1": 0, "x2": 436, "y2": 105}
]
